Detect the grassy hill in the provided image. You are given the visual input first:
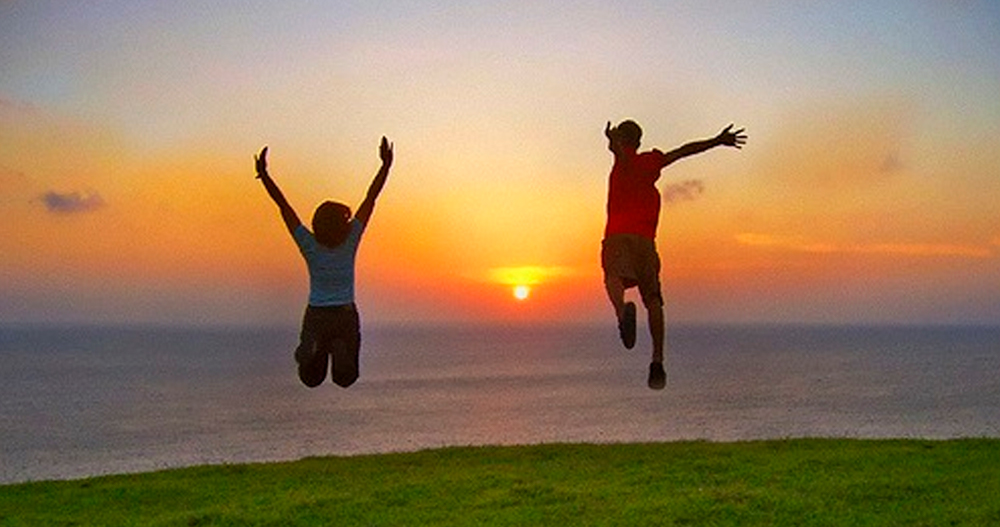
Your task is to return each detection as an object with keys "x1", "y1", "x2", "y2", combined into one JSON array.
[{"x1": 2, "y1": 439, "x2": 998, "y2": 526}]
